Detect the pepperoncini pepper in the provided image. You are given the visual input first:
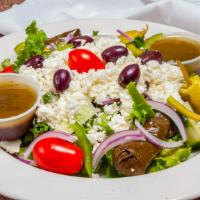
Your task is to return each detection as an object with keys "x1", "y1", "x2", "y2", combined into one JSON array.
[
  {"x1": 118, "y1": 26, "x2": 163, "y2": 57},
  {"x1": 175, "y1": 60, "x2": 200, "y2": 114},
  {"x1": 118, "y1": 25, "x2": 148, "y2": 44},
  {"x1": 167, "y1": 96, "x2": 200, "y2": 121},
  {"x1": 180, "y1": 74, "x2": 200, "y2": 114}
]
